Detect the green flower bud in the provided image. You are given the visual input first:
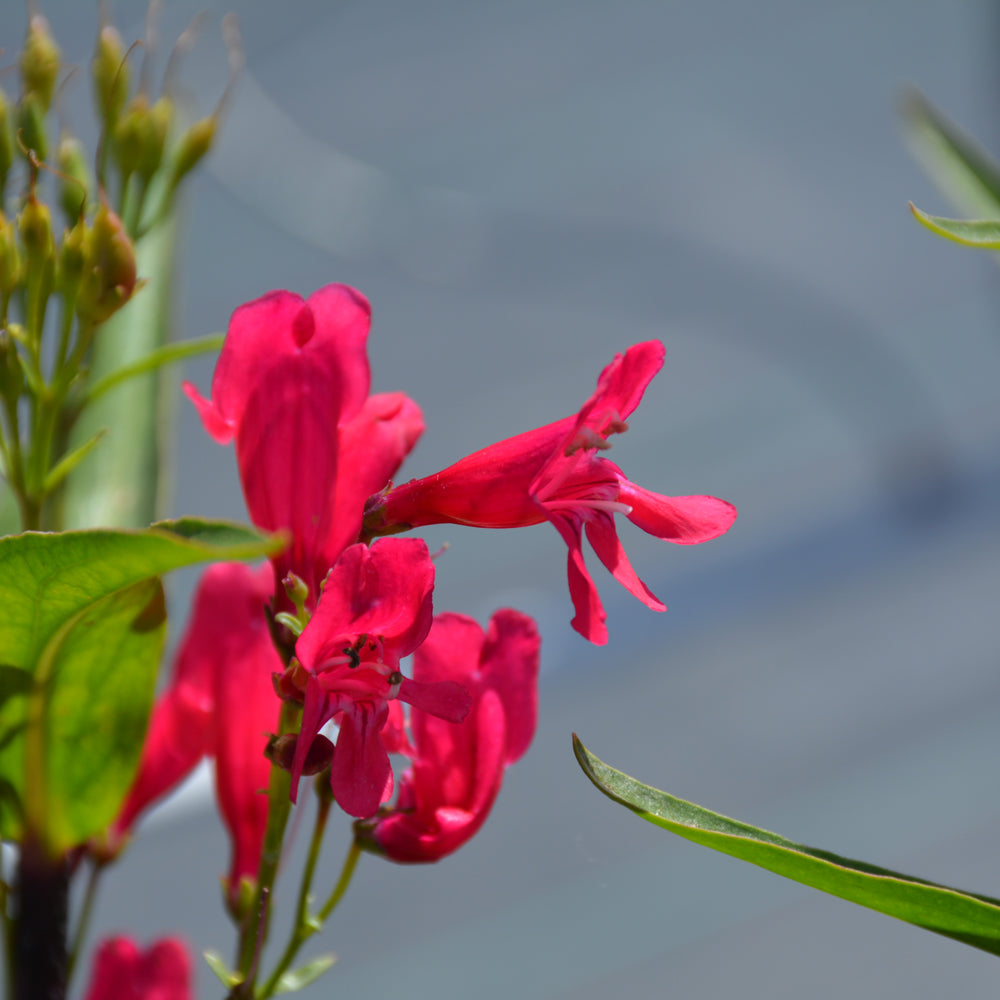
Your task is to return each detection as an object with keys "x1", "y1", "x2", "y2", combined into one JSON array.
[
  {"x1": 16, "y1": 91, "x2": 48, "y2": 163},
  {"x1": 0, "y1": 214, "x2": 21, "y2": 302},
  {"x1": 92, "y1": 24, "x2": 129, "y2": 128},
  {"x1": 112, "y1": 92, "x2": 149, "y2": 178},
  {"x1": 0, "y1": 91, "x2": 13, "y2": 199},
  {"x1": 20, "y1": 16, "x2": 61, "y2": 113},
  {"x1": 17, "y1": 195, "x2": 53, "y2": 269},
  {"x1": 137, "y1": 96, "x2": 173, "y2": 180},
  {"x1": 76, "y1": 202, "x2": 137, "y2": 325},
  {"x1": 57, "y1": 133, "x2": 90, "y2": 222},
  {"x1": 58, "y1": 216, "x2": 87, "y2": 297},
  {"x1": 169, "y1": 116, "x2": 215, "y2": 188},
  {"x1": 0, "y1": 328, "x2": 25, "y2": 401}
]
